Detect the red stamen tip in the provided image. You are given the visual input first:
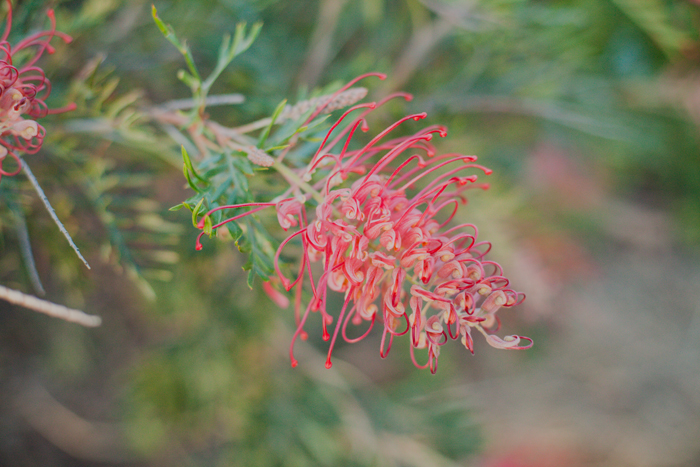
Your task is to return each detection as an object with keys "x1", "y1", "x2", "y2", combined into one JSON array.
[
  {"x1": 424, "y1": 134, "x2": 433, "y2": 141},
  {"x1": 405, "y1": 94, "x2": 414, "y2": 102},
  {"x1": 291, "y1": 359, "x2": 298, "y2": 368},
  {"x1": 369, "y1": 103, "x2": 377, "y2": 109},
  {"x1": 300, "y1": 331, "x2": 308, "y2": 341},
  {"x1": 195, "y1": 244, "x2": 203, "y2": 251},
  {"x1": 322, "y1": 317, "x2": 330, "y2": 340},
  {"x1": 439, "y1": 130, "x2": 447, "y2": 137},
  {"x1": 325, "y1": 358, "x2": 333, "y2": 369},
  {"x1": 377, "y1": 73, "x2": 387, "y2": 80}
]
